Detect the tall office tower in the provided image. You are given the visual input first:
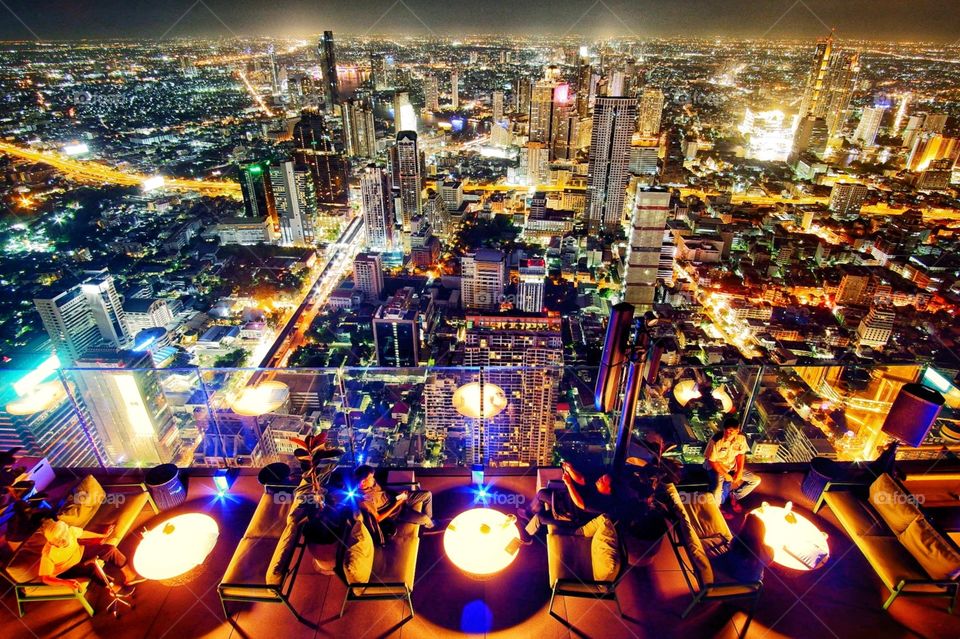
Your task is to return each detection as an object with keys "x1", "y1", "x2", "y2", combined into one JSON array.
[
  {"x1": 521, "y1": 141, "x2": 550, "y2": 185},
  {"x1": 854, "y1": 106, "x2": 885, "y2": 147},
  {"x1": 373, "y1": 287, "x2": 423, "y2": 367},
  {"x1": 371, "y1": 55, "x2": 388, "y2": 90},
  {"x1": 353, "y1": 253, "x2": 384, "y2": 301},
  {"x1": 908, "y1": 133, "x2": 960, "y2": 172},
  {"x1": 629, "y1": 139, "x2": 659, "y2": 177},
  {"x1": 606, "y1": 70, "x2": 626, "y2": 97},
  {"x1": 799, "y1": 34, "x2": 860, "y2": 138},
  {"x1": 80, "y1": 270, "x2": 133, "y2": 350},
  {"x1": 552, "y1": 102, "x2": 579, "y2": 161},
  {"x1": 792, "y1": 115, "x2": 830, "y2": 159},
  {"x1": 829, "y1": 182, "x2": 869, "y2": 218},
  {"x1": 856, "y1": 307, "x2": 895, "y2": 349},
  {"x1": 575, "y1": 56, "x2": 592, "y2": 118},
  {"x1": 624, "y1": 188, "x2": 671, "y2": 310},
  {"x1": 72, "y1": 348, "x2": 178, "y2": 466},
  {"x1": 461, "y1": 248, "x2": 506, "y2": 311},
  {"x1": 292, "y1": 113, "x2": 348, "y2": 204},
  {"x1": 342, "y1": 98, "x2": 377, "y2": 159},
  {"x1": 585, "y1": 96, "x2": 637, "y2": 233},
  {"x1": 318, "y1": 30, "x2": 339, "y2": 111},
  {"x1": 393, "y1": 90, "x2": 417, "y2": 133},
  {"x1": 239, "y1": 161, "x2": 274, "y2": 219},
  {"x1": 836, "y1": 269, "x2": 872, "y2": 305},
  {"x1": 517, "y1": 258, "x2": 547, "y2": 313},
  {"x1": 462, "y1": 315, "x2": 563, "y2": 466},
  {"x1": 270, "y1": 160, "x2": 316, "y2": 246},
  {"x1": 529, "y1": 80, "x2": 571, "y2": 158},
  {"x1": 637, "y1": 88, "x2": 664, "y2": 137},
  {"x1": 391, "y1": 131, "x2": 422, "y2": 231},
  {"x1": 424, "y1": 190, "x2": 449, "y2": 240},
  {"x1": 440, "y1": 179, "x2": 464, "y2": 211},
  {"x1": 34, "y1": 289, "x2": 102, "y2": 365},
  {"x1": 424, "y1": 75, "x2": 440, "y2": 112},
  {"x1": 516, "y1": 76, "x2": 533, "y2": 115},
  {"x1": 359, "y1": 165, "x2": 395, "y2": 251},
  {"x1": 492, "y1": 90, "x2": 504, "y2": 121},
  {"x1": 450, "y1": 71, "x2": 459, "y2": 109}
]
